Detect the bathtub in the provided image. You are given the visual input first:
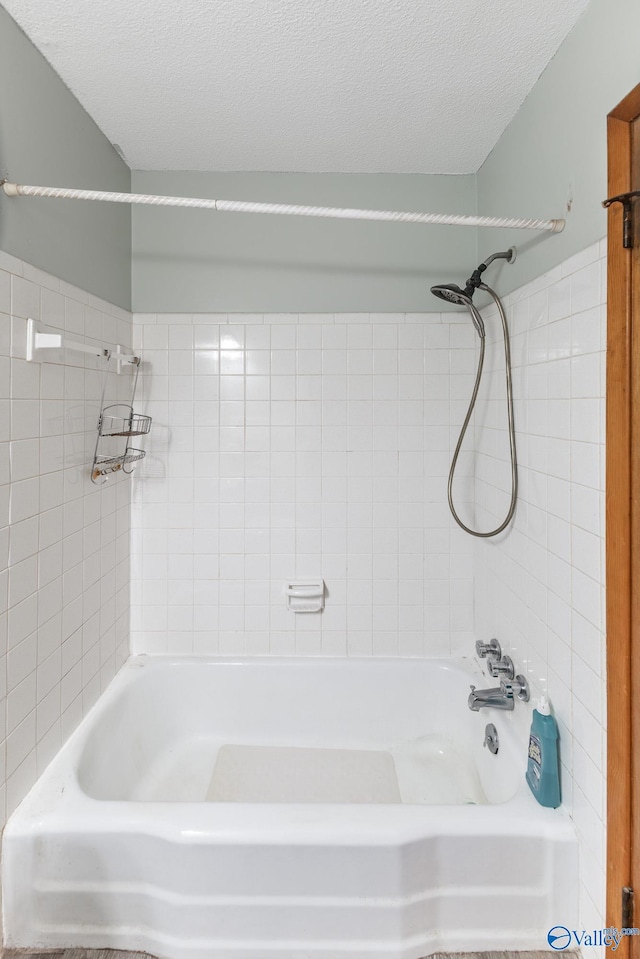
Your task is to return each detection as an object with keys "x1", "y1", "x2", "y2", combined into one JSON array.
[{"x1": 3, "y1": 656, "x2": 577, "y2": 959}]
